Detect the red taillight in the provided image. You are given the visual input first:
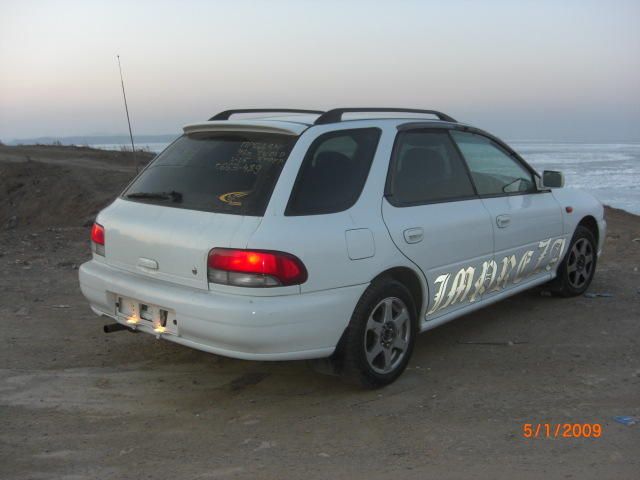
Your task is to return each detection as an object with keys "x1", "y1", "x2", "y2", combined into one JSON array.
[
  {"x1": 207, "y1": 248, "x2": 307, "y2": 287},
  {"x1": 91, "y1": 223, "x2": 105, "y2": 256},
  {"x1": 91, "y1": 223, "x2": 105, "y2": 245}
]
